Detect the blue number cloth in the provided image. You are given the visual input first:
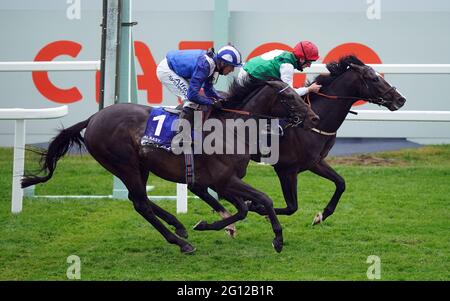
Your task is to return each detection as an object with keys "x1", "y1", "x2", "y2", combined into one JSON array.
[{"x1": 141, "y1": 107, "x2": 179, "y2": 151}]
